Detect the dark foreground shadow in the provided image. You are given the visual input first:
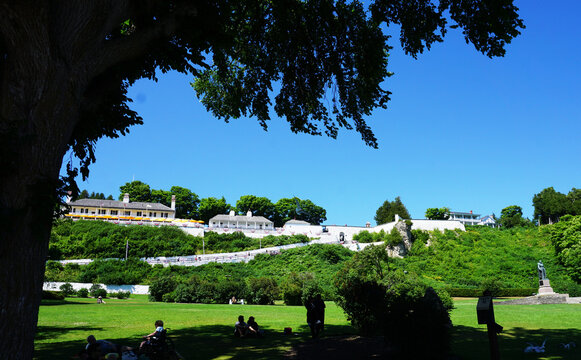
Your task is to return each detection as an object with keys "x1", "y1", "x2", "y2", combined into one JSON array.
[
  {"x1": 451, "y1": 325, "x2": 581, "y2": 360},
  {"x1": 35, "y1": 322, "x2": 581, "y2": 360},
  {"x1": 34, "y1": 324, "x2": 355, "y2": 360}
]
